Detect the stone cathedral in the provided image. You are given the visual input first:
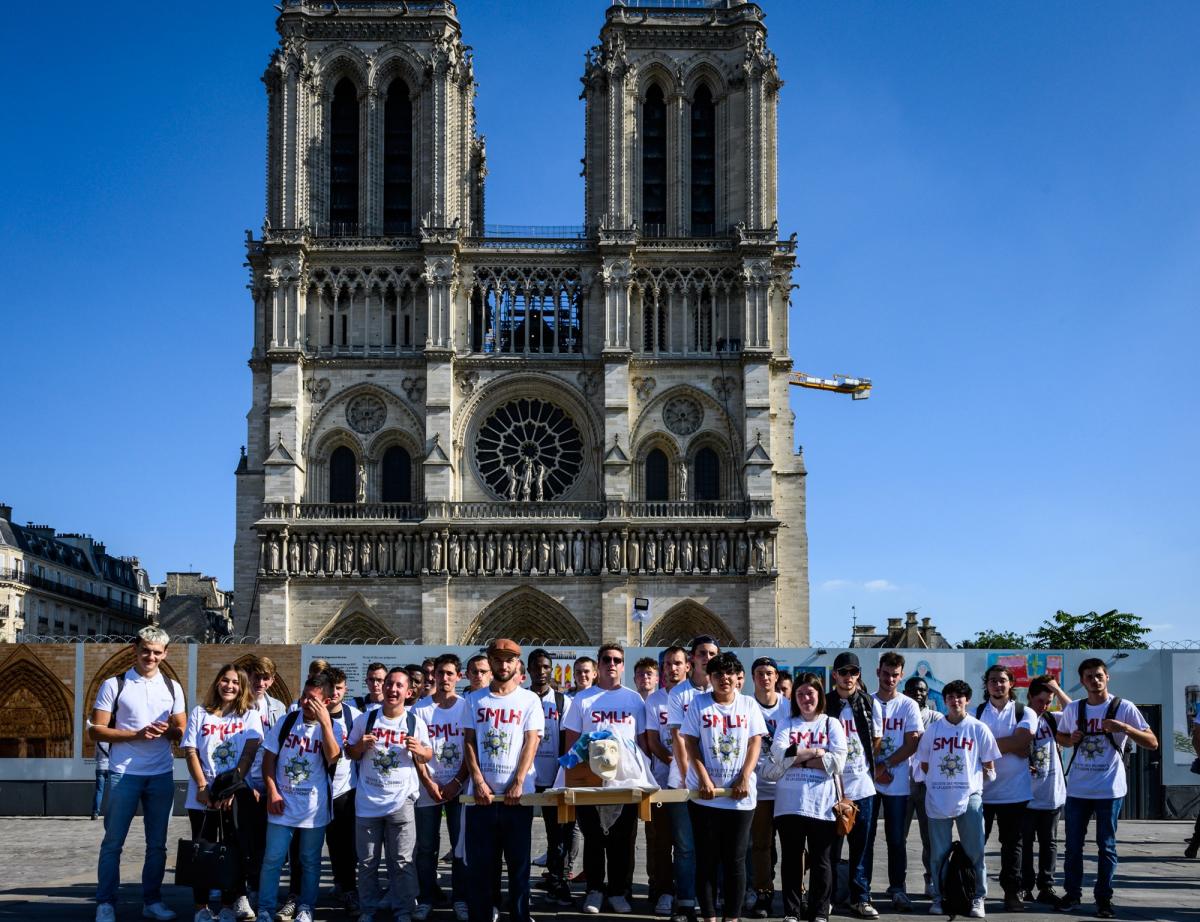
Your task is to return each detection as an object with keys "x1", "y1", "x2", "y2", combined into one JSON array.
[{"x1": 235, "y1": 0, "x2": 809, "y2": 647}]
